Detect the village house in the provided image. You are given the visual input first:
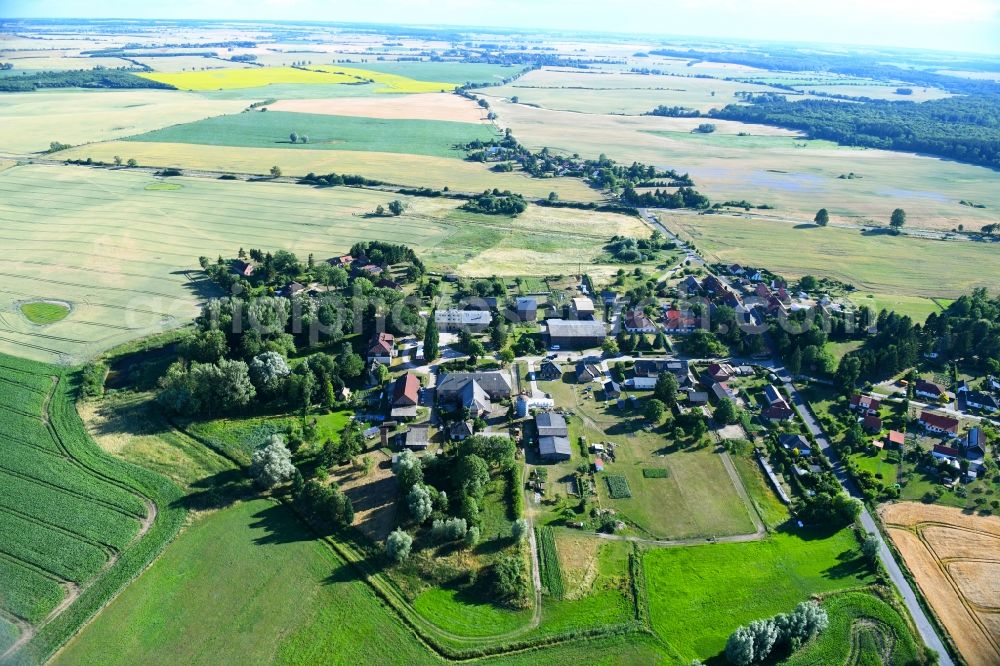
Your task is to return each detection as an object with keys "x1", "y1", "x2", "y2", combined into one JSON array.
[
  {"x1": 536, "y1": 412, "x2": 571, "y2": 461},
  {"x1": 888, "y1": 430, "x2": 905, "y2": 449},
  {"x1": 919, "y1": 410, "x2": 959, "y2": 435},
  {"x1": 624, "y1": 309, "x2": 657, "y2": 333},
  {"x1": 680, "y1": 275, "x2": 701, "y2": 294},
  {"x1": 704, "y1": 362, "x2": 735, "y2": 383},
  {"x1": 850, "y1": 393, "x2": 882, "y2": 416},
  {"x1": 779, "y1": 433, "x2": 812, "y2": 456},
  {"x1": 575, "y1": 361, "x2": 604, "y2": 383},
  {"x1": 328, "y1": 254, "x2": 353, "y2": 268},
  {"x1": 234, "y1": 260, "x2": 255, "y2": 277},
  {"x1": 962, "y1": 388, "x2": 999, "y2": 413},
  {"x1": 435, "y1": 308, "x2": 492, "y2": 333},
  {"x1": 572, "y1": 296, "x2": 595, "y2": 320},
  {"x1": 515, "y1": 297, "x2": 538, "y2": 322},
  {"x1": 762, "y1": 384, "x2": 793, "y2": 421},
  {"x1": 536, "y1": 360, "x2": 562, "y2": 381},
  {"x1": 436, "y1": 371, "x2": 513, "y2": 417},
  {"x1": 367, "y1": 331, "x2": 395, "y2": 364},
  {"x1": 603, "y1": 380, "x2": 622, "y2": 399},
  {"x1": 915, "y1": 378, "x2": 948, "y2": 401},
  {"x1": 547, "y1": 319, "x2": 607, "y2": 349},
  {"x1": 863, "y1": 414, "x2": 883, "y2": 434},
  {"x1": 357, "y1": 264, "x2": 384, "y2": 278},
  {"x1": 634, "y1": 358, "x2": 690, "y2": 384},
  {"x1": 390, "y1": 372, "x2": 420, "y2": 419},
  {"x1": 711, "y1": 381, "x2": 737, "y2": 402},
  {"x1": 515, "y1": 393, "x2": 555, "y2": 417},
  {"x1": 450, "y1": 420, "x2": 474, "y2": 441},
  {"x1": 663, "y1": 307, "x2": 697, "y2": 334}
]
